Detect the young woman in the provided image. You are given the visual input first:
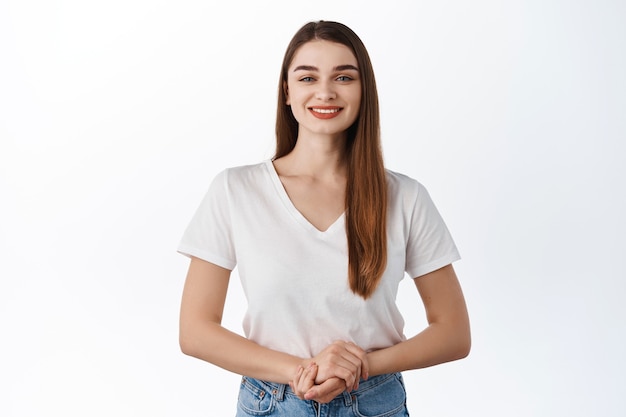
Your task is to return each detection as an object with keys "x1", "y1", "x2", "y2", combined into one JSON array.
[{"x1": 178, "y1": 20, "x2": 470, "y2": 416}]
